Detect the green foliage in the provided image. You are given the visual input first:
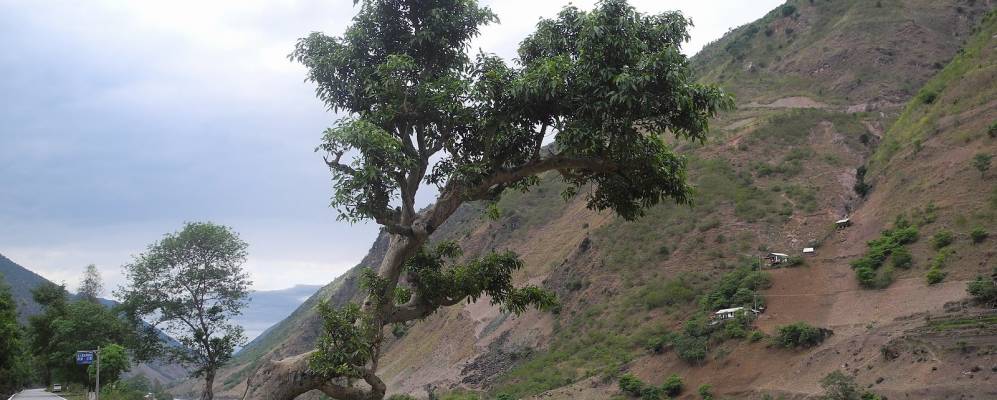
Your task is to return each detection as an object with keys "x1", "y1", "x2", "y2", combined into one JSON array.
[
  {"x1": 309, "y1": 302, "x2": 372, "y2": 378},
  {"x1": 850, "y1": 222, "x2": 918, "y2": 288},
  {"x1": 748, "y1": 330, "x2": 766, "y2": 342},
  {"x1": 699, "y1": 267, "x2": 771, "y2": 311},
  {"x1": 0, "y1": 273, "x2": 31, "y2": 396},
  {"x1": 661, "y1": 374, "x2": 684, "y2": 397},
  {"x1": 386, "y1": 395, "x2": 417, "y2": 400},
  {"x1": 926, "y1": 267, "x2": 947, "y2": 285},
  {"x1": 966, "y1": 270, "x2": 997, "y2": 307},
  {"x1": 932, "y1": 230, "x2": 954, "y2": 249},
  {"x1": 820, "y1": 371, "x2": 882, "y2": 400},
  {"x1": 88, "y1": 344, "x2": 130, "y2": 385},
  {"x1": 988, "y1": 121, "x2": 997, "y2": 138},
  {"x1": 780, "y1": 4, "x2": 798, "y2": 17},
  {"x1": 698, "y1": 384, "x2": 714, "y2": 400},
  {"x1": 916, "y1": 89, "x2": 938, "y2": 105},
  {"x1": 405, "y1": 242, "x2": 558, "y2": 315},
  {"x1": 619, "y1": 373, "x2": 645, "y2": 397},
  {"x1": 629, "y1": 278, "x2": 695, "y2": 310},
  {"x1": 118, "y1": 221, "x2": 250, "y2": 398},
  {"x1": 99, "y1": 375, "x2": 172, "y2": 400},
  {"x1": 973, "y1": 153, "x2": 993, "y2": 177},
  {"x1": 890, "y1": 247, "x2": 913, "y2": 269},
  {"x1": 78, "y1": 264, "x2": 104, "y2": 303},
  {"x1": 853, "y1": 166, "x2": 870, "y2": 197},
  {"x1": 774, "y1": 322, "x2": 828, "y2": 348},
  {"x1": 618, "y1": 373, "x2": 683, "y2": 399},
  {"x1": 970, "y1": 227, "x2": 989, "y2": 243}
]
